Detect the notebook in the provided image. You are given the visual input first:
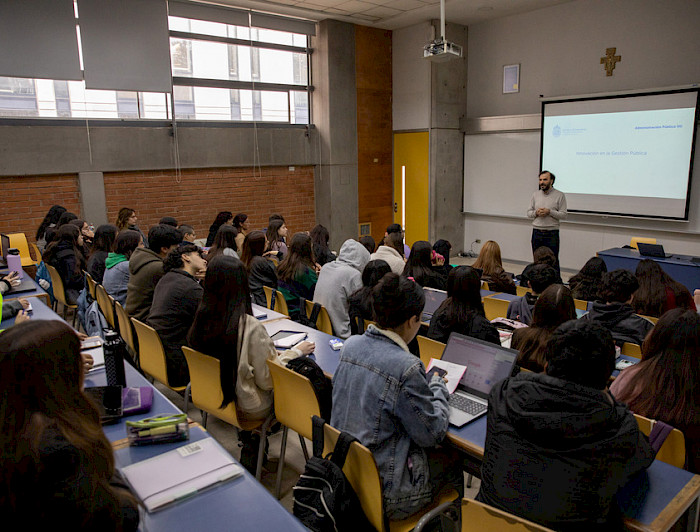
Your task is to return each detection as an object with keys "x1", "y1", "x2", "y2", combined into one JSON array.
[
  {"x1": 440, "y1": 333, "x2": 518, "y2": 427},
  {"x1": 421, "y1": 287, "x2": 447, "y2": 323}
]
